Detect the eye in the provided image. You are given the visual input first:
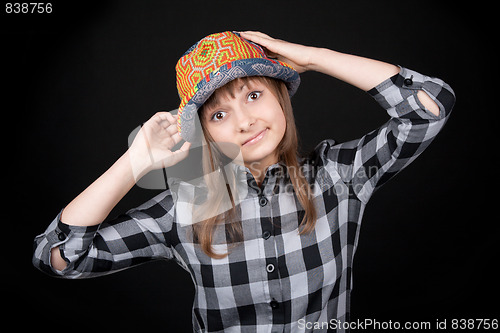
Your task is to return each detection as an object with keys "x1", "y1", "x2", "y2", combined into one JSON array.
[
  {"x1": 211, "y1": 111, "x2": 227, "y2": 122},
  {"x1": 247, "y1": 91, "x2": 262, "y2": 101}
]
